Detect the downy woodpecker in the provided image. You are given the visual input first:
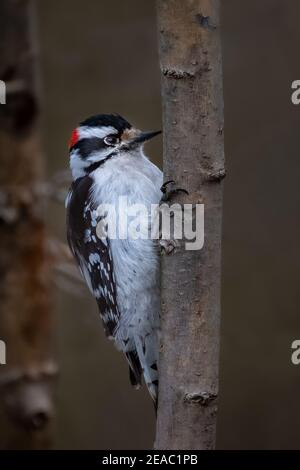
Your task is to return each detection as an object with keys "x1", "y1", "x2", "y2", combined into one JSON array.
[{"x1": 66, "y1": 114, "x2": 162, "y2": 403}]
